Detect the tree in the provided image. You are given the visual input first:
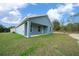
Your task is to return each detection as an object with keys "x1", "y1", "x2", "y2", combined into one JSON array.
[
  {"x1": 0, "y1": 25, "x2": 4, "y2": 32},
  {"x1": 53, "y1": 20, "x2": 61, "y2": 31},
  {"x1": 64, "y1": 23, "x2": 79, "y2": 32},
  {"x1": 73, "y1": 23, "x2": 79, "y2": 32},
  {"x1": 65, "y1": 23, "x2": 74, "y2": 32},
  {"x1": 0, "y1": 25, "x2": 10, "y2": 32},
  {"x1": 68, "y1": 13, "x2": 79, "y2": 32}
]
